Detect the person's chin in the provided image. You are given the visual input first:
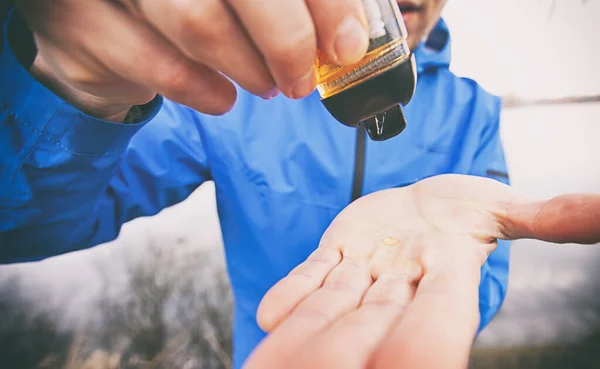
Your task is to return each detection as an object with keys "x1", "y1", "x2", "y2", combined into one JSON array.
[{"x1": 401, "y1": 10, "x2": 419, "y2": 25}]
